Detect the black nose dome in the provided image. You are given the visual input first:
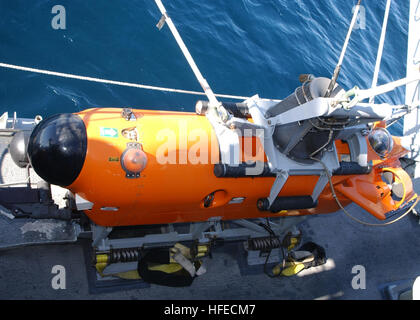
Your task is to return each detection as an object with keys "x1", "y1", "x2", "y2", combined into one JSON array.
[{"x1": 27, "y1": 113, "x2": 87, "y2": 186}]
